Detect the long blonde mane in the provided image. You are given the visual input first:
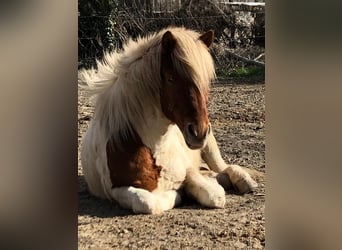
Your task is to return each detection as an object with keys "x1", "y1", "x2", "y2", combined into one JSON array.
[{"x1": 79, "y1": 27, "x2": 216, "y2": 146}]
